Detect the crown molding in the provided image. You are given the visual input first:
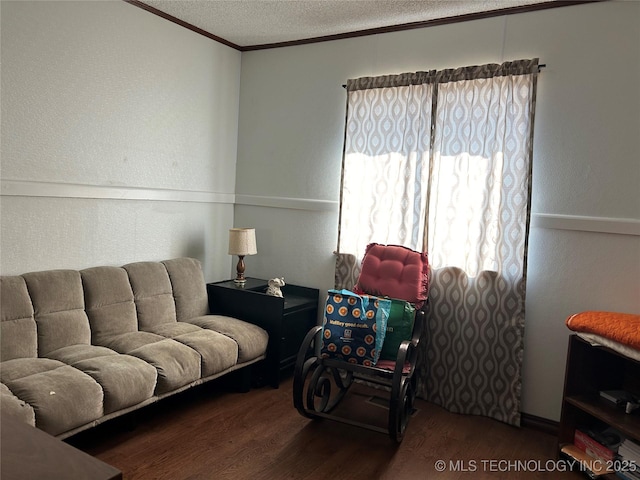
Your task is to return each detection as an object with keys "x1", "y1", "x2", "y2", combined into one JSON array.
[
  {"x1": 124, "y1": 0, "x2": 603, "y2": 52},
  {"x1": 123, "y1": 0, "x2": 243, "y2": 50}
]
